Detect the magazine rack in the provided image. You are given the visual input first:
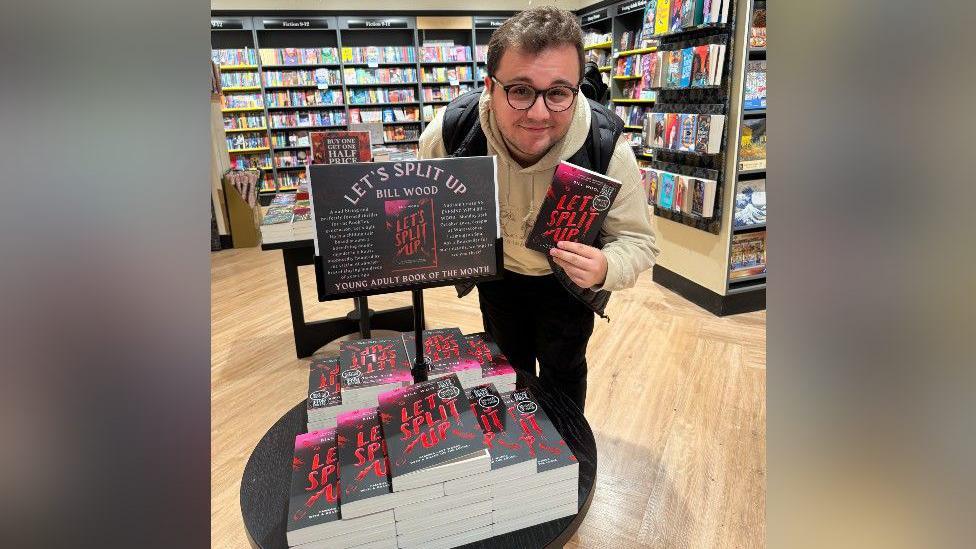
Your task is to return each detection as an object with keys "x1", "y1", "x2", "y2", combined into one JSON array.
[{"x1": 240, "y1": 374, "x2": 598, "y2": 549}]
